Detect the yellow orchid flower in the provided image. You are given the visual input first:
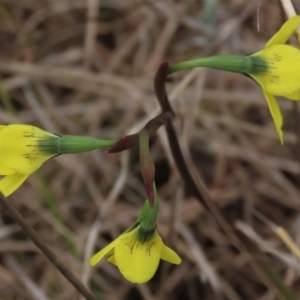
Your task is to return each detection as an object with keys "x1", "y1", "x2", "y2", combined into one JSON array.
[
  {"x1": 249, "y1": 15, "x2": 300, "y2": 144},
  {"x1": 0, "y1": 124, "x2": 115, "y2": 196},
  {"x1": 0, "y1": 124, "x2": 59, "y2": 196},
  {"x1": 90, "y1": 191, "x2": 181, "y2": 284},
  {"x1": 89, "y1": 224, "x2": 181, "y2": 284},
  {"x1": 167, "y1": 15, "x2": 300, "y2": 144}
]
